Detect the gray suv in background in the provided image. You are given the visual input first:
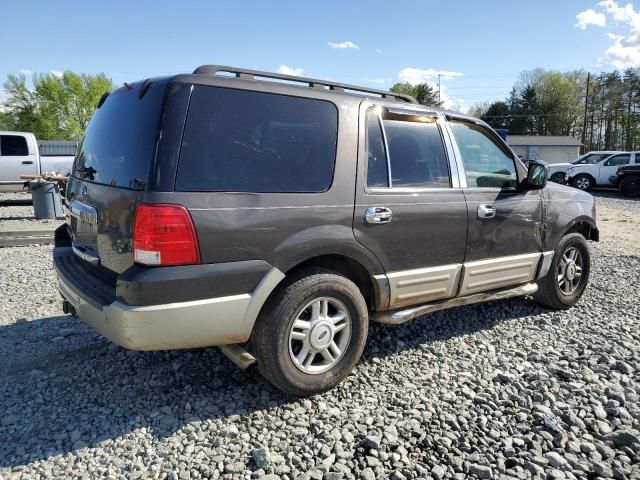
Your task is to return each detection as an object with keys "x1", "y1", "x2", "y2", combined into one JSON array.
[{"x1": 53, "y1": 65, "x2": 599, "y2": 396}]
